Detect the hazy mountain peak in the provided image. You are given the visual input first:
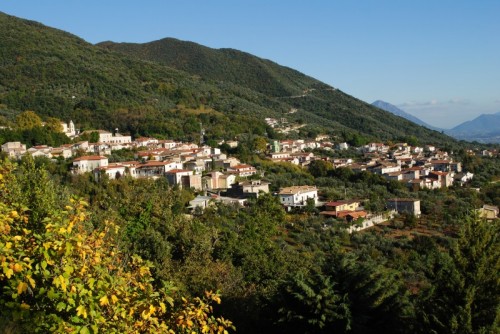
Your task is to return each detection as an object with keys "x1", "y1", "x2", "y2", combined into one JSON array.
[{"x1": 371, "y1": 100, "x2": 442, "y2": 131}]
